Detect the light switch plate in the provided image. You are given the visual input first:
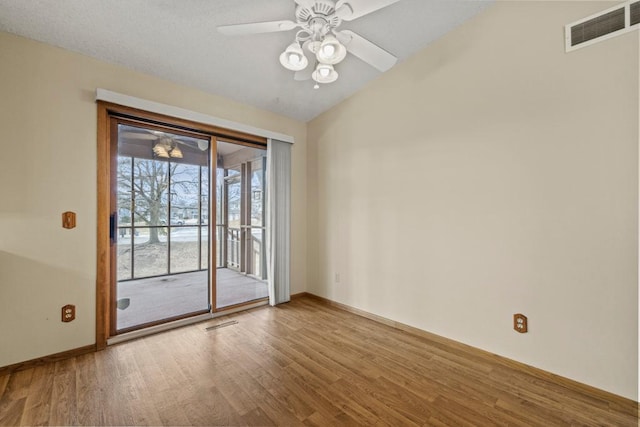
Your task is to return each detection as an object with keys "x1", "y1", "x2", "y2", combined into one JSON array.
[{"x1": 62, "y1": 211, "x2": 76, "y2": 229}]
